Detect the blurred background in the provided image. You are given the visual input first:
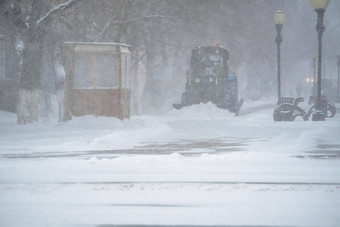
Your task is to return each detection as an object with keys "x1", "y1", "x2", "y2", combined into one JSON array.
[{"x1": 1, "y1": 0, "x2": 339, "y2": 117}]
